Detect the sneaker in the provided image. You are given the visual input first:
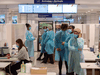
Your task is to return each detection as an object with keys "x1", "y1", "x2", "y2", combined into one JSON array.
[{"x1": 37, "y1": 58, "x2": 41, "y2": 60}]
